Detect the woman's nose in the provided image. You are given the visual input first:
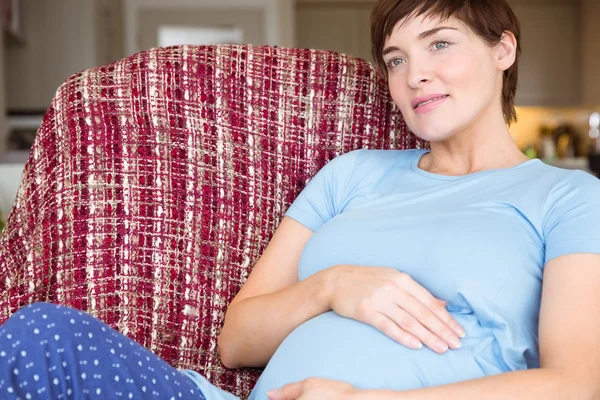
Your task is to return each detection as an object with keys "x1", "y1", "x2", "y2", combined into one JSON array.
[{"x1": 407, "y1": 60, "x2": 433, "y2": 88}]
